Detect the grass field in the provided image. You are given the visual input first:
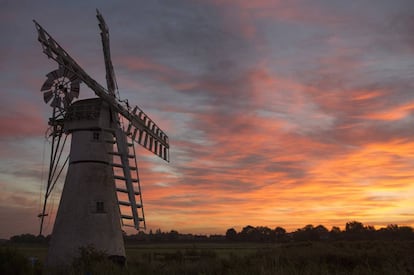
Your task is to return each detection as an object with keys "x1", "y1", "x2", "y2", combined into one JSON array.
[{"x1": 2, "y1": 241, "x2": 414, "y2": 274}]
